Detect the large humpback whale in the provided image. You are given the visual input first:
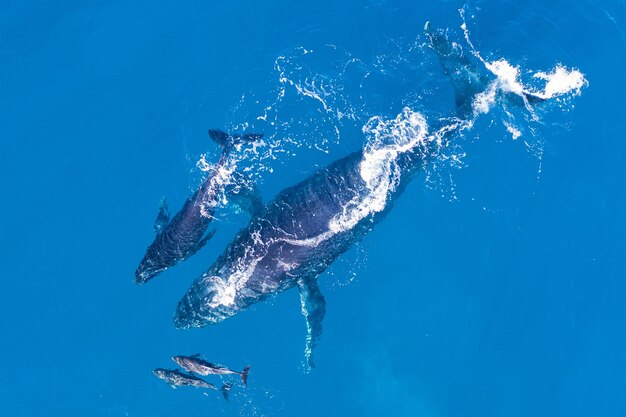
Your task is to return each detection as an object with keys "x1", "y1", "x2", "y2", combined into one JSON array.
[
  {"x1": 173, "y1": 25, "x2": 585, "y2": 368},
  {"x1": 175, "y1": 115, "x2": 434, "y2": 368},
  {"x1": 135, "y1": 131, "x2": 262, "y2": 284}
]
